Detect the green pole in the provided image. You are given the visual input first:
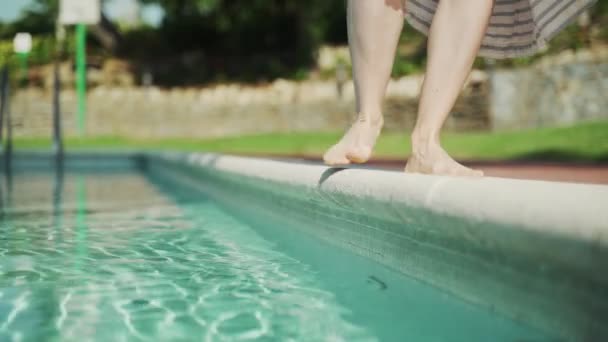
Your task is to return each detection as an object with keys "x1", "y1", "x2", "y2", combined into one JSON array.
[{"x1": 76, "y1": 24, "x2": 87, "y2": 136}]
